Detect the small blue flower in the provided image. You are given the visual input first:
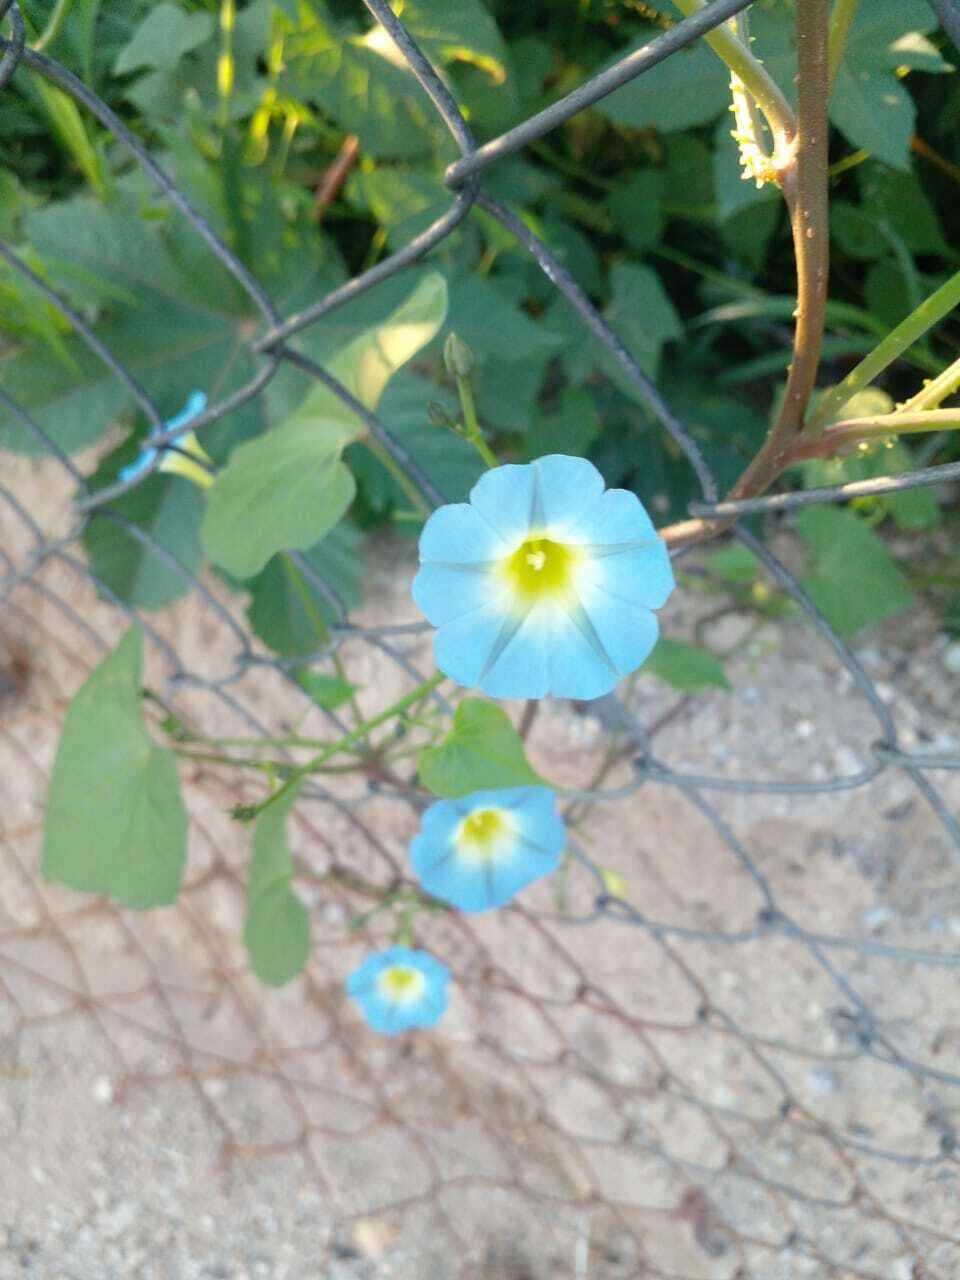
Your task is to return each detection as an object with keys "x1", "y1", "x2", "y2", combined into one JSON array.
[
  {"x1": 410, "y1": 786, "x2": 565, "y2": 913},
  {"x1": 412, "y1": 454, "x2": 675, "y2": 701},
  {"x1": 119, "y1": 391, "x2": 209, "y2": 485},
  {"x1": 346, "y1": 946, "x2": 450, "y2": 1035}
]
